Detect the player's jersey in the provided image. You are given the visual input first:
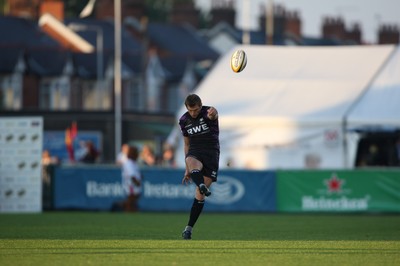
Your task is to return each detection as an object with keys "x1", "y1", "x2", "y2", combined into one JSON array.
[{"x1": 179, "y1": 105, "x2": 219, "y2": 150}]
